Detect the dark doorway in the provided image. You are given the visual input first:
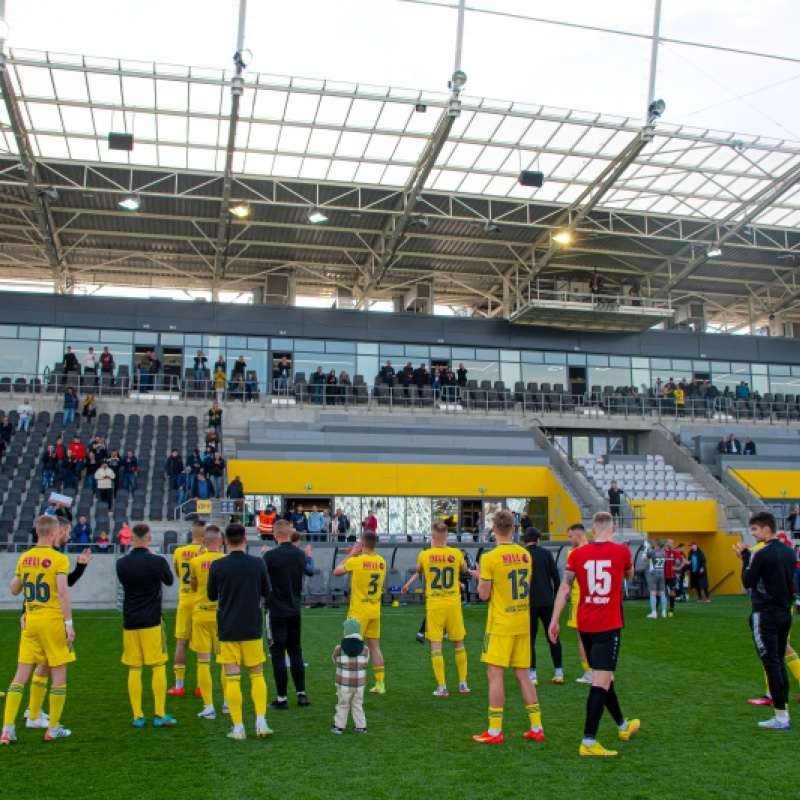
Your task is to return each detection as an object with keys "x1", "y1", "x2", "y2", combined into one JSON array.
[
  {"x1": 528, "y1": 498, "x2": 549, "y2": 534},
  {"x1": 272, "y1": 352, "x2": 293, "y2": 394},
  {"x1": 569, "y1": 367, "x2": 586, "y2": 401},
  {"x1": 282, "y1": 497, "x2": 332, "y2": 514},
  {"x1": 694, "y1": 371, "x2": 710, "y2": 382},
  {"x1": 162, "y1": 347, "x2": 183, "y2": 387},
  {"x1": 460, "y1": 500, "x2": 482, "y2": 534}
]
